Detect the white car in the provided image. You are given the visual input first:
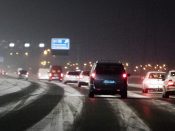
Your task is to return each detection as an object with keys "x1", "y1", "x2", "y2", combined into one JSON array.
[
  {"x1": 162, "y1": 70, "x2": 175, "y2": 98},
  {"x1": 38, "y1": 68, "x2": 49, "y2": 80},
  {"x1": 63, "y1": 71, "x2": 81, "y2": 84},
  {"x1": 142, "y1": 71, "x2": 166, "y2": 93},
  {"x1": 77, "y1": 70, "x2": 90, "y2": 87}
]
